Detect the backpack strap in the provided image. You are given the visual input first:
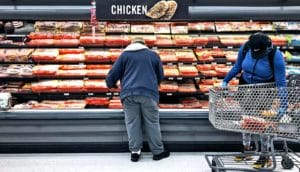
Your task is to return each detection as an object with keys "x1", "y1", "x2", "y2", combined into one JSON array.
[
  {"x1": 242, "y1": 41, "x2": 250, "y2": 60},
  {"x1": 268, "y1": 47, "x2": 276, "y2": 76}
]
